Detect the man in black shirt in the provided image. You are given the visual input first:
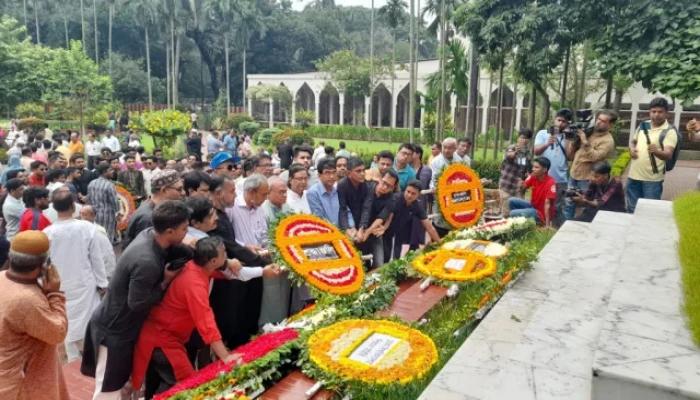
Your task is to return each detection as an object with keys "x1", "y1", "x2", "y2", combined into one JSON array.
[
  {"x1": 81, "y1": 201, "x2": 191, "y2": 397},
  {"x1": 70, "y1": 153, "x2": 95, "y2": 201},
  {"x1": 360, "y1": 169, "x2": 399, "y2": 269},
  {"x1": 388, "y1": 179, "x2": 441, "y2": 260},
  {"x1": 337, "y1": 157, "x2": 373, "y2": 240},
  {"x1": 185, "y1": 129, "x2": 202, "y2": 159},
  {"x1": 278, "y1": 137, "x2": 294, "y2": 169}
]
